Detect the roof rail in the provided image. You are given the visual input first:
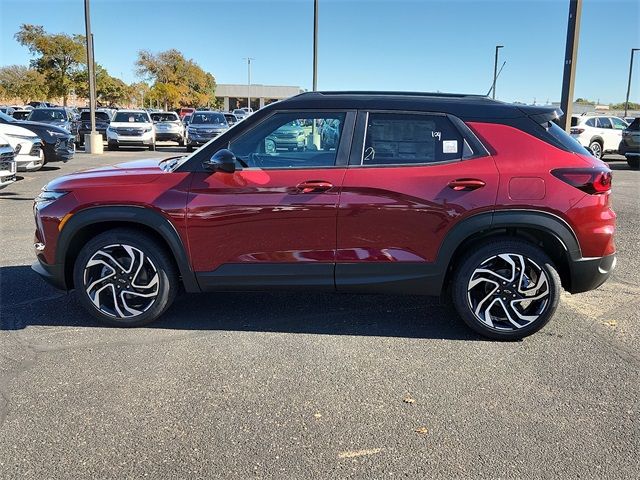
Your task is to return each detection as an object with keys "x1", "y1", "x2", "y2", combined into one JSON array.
[{"x1": 298, "y1": 91, "x2": 489, "y2": 99}]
